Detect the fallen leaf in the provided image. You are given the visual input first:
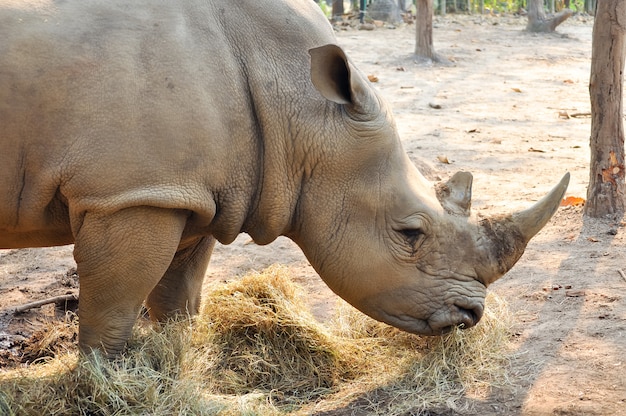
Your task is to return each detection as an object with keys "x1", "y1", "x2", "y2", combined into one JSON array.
[
  {"x1": 367, "y1": 74, "x2": 379, "y2": 82},
  {"x1": 528, "y1": 147, "x2": 546, "y2": 153},
  {"x1": 560, "y1": 196, "x2": 585, "y2": 207},
  {"x1": 466, "y1": 128, "x2": 479, "y2": 133},
  {"x1": 511, "y1": 87, "x2": 522, "y2": 93},
  {"x1": 563, "y1": 79, "x2": 574, "y2": 84},
  {"x1": 437, "y1": 155, "x2": 451, "y2": 164},
  {"x1": 429, "y1": 102, "x2": 442, "y2": 109}
]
